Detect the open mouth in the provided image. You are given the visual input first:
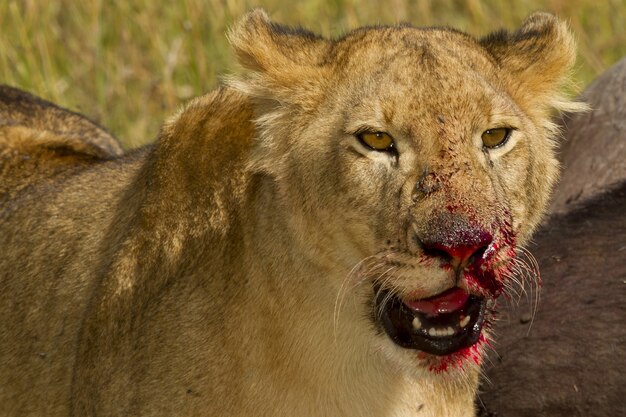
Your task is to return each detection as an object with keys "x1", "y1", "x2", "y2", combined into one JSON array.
[{"x1": 375, "y1": 287, "x2": 487, "y2": 356}]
